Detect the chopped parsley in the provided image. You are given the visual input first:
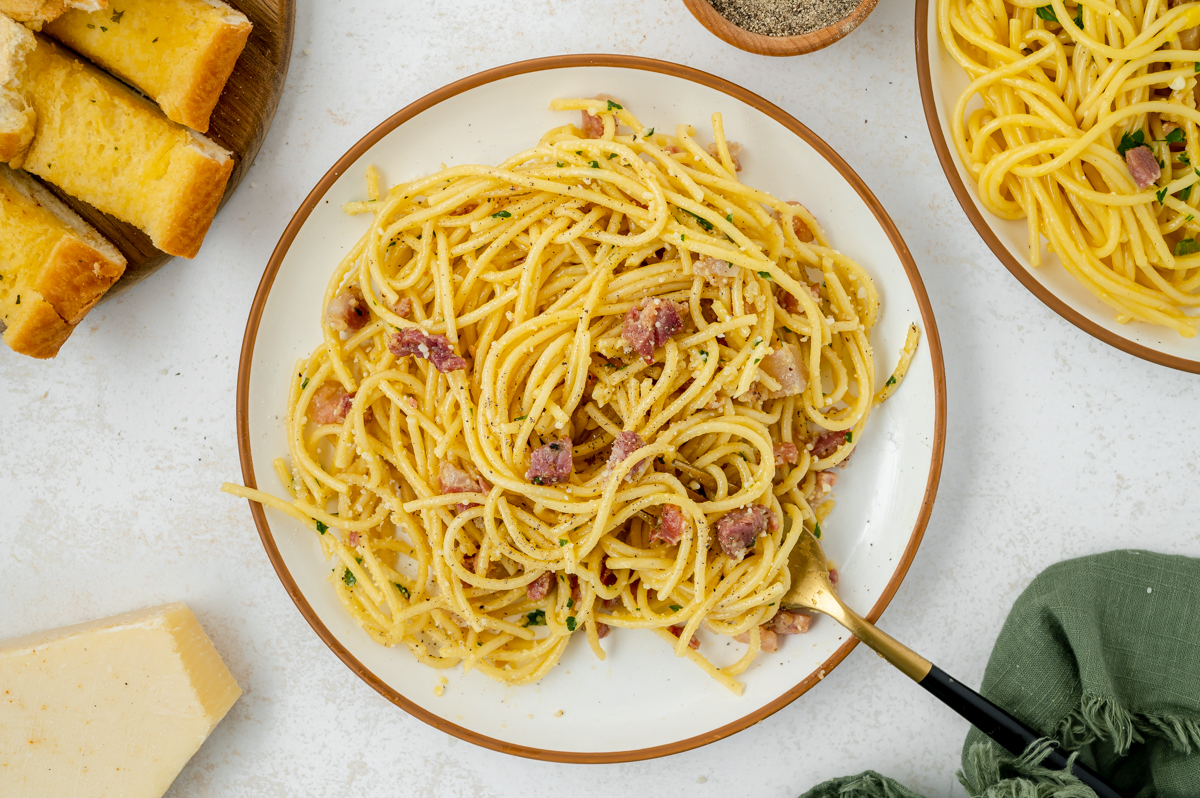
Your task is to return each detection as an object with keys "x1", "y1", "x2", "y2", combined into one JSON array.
[
  {"x1": 1183, "y1": 152, "x2": 1193, "y2": 165},
  {"x1": 606, "y1": 153, "x2": 619, "y2": 160},
  {"x1": 87, "y1": 23, "x2": 95, "y2": 28},
  {"x1": 643, "y1": 127, "x2": 654, "y2": 137},
  {"x1": 342, "y1": 569, "x2": 356, "y2": 586},
  {"x1": 757, "y1": 270, "x2": 772, "y2": 279},
  {"x1": 566, "y1": 616, "x2": 578, "y2": 632},
  {"x1": 301, "y1": 376, "x2": 309, "y2": 389},
  {"x1": 531, "y1": 477, "x2": 544, "y2": 485},
  {"x1": 606, "y1": 100, "x2": 622, "y2": 110},
  {"x1": 1175, "y1": 238, "x2": 1199, "y2": 255},
  {"x1": 1035, "y1": 5, "x2": 1058, "y2": 22},
  {"x1": 557, "y1": 161, "x2": 565, "y2": 167},
  {"x1": 558, "y1": 538, "x2": 568, "y2": 547},
  {"x1": 315, "y1": 520, "x2": 328, "y2": 535},
  {"x1": 669, "y1": 604, "x2": 682, "y2": 612},
  {"x1": 111, "y1": 9, "x2": 124, "y2": 22},
  {"x1": 1157, "y1": 186, "x2": 1169, "y2": 204},
  {"x1": 726, "y1": 213, "x2": 733, "y2": 223},
  {"x1": 1180, "y1": 186, "x2": 1193, "y2": 202},
  {"x1": 589, "y1": 160, "x2": 600, "y2": 168},
  {"x1": 1117, "y1": 129, "x2": 1145, "y2": 157},
  {"x1": 886, "y1": 375, "x2": 896, "y2": 386},
  {"x1": 491, "y1": 210, "x2": 512, "y2": 219},
  {"x1": 845, "y1": 431, "x2": 853, "y2": 443},
  {"x1": 681, "y1": 208, "x2": 714, "y2": 231},
  {"x1": 1166, "y1": 127, "x2": 1186, "y2": 144},
  {"x1": 394, "y1": 582, "x2": 410, "y2": 599},
  {"x1": 1196, "y1": 62, "x2": 1199, "y2": 74},
  {"x1": 813, "y1": 522, "x2": 822, "y2": 540},
  {"x1": 567, "y1": 597, "x2": 574, "y2": 608},
  {"x1": 523, "y1": 609, "x2": 547, "y2": 627},
  {"x1": 515, "y1": 415, "x2": 528, "y2": 421}
]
